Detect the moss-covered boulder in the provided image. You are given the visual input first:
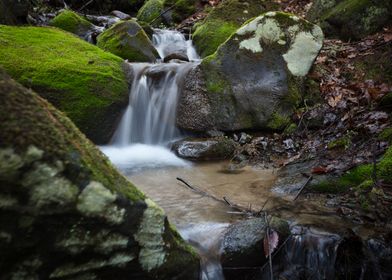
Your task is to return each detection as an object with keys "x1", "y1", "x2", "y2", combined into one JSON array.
[
  {"x1": 137, "y1": 0, "x2": 165, "y2": 25},
  {"x1": 97, "y1": 20, "x2": 159, "y2": 62},
  {"x1": 177, "y1": 12, "x2": 323, "y2": 132},
  {"x1": 0, "y1": 25, "x2": 129, "y2": 144},
  {"x1": 50, "y1": 10, "x2": 96, "y2": 39},
  {"x1": 162, "y1": 0, "x2": 198, "y2": 25},
  {"x1": 307, "y1": 0, "x2": 392, "y2": 40},
  {"x1": 192, "y1": 0, "x2": 278, "y2": 58},
  {"x1": 0, "y1": 68, "x2": 200, "y2": 279}
]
